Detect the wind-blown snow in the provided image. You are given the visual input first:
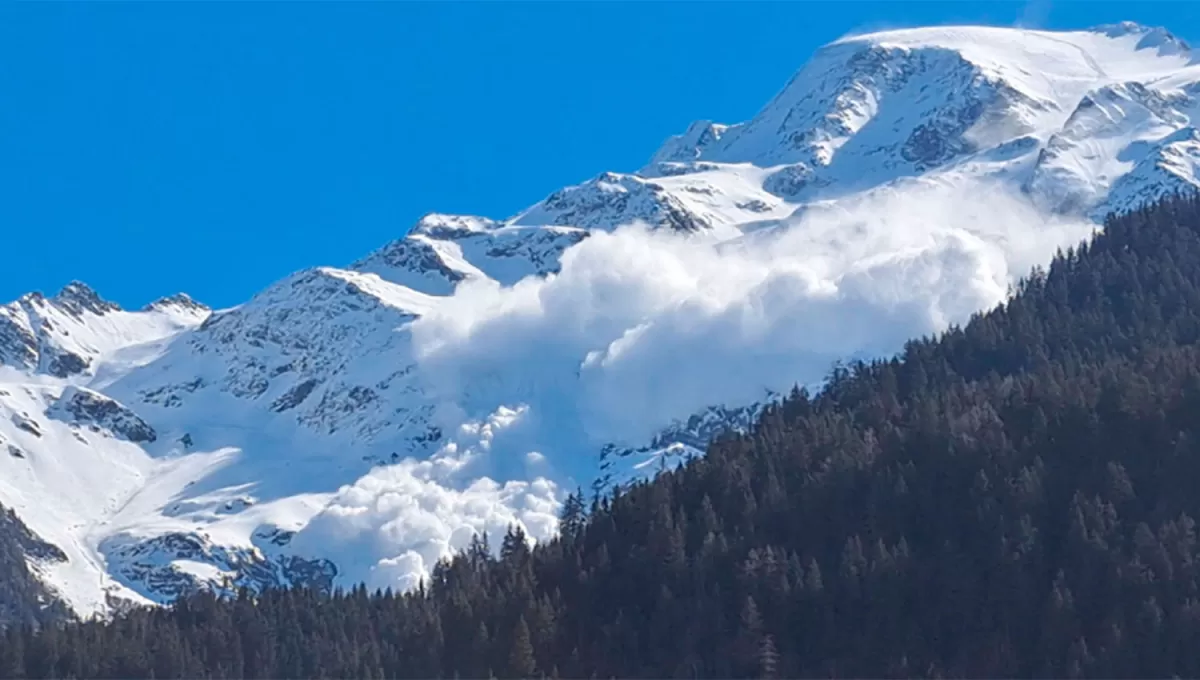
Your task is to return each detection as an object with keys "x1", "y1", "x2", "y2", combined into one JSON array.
[
  {"x1": 412, "y1": 181, "x2": 1091, "y2": 451},
  {"x1": 290, "y1": 460, "x2": 560, "y2": 592},
  {"x1": 285, "y1": 181, "x2": 1090, "y2": 589},
  {"x1": 1, "y1": 21, "x2": 1196, "y2": 615}
]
